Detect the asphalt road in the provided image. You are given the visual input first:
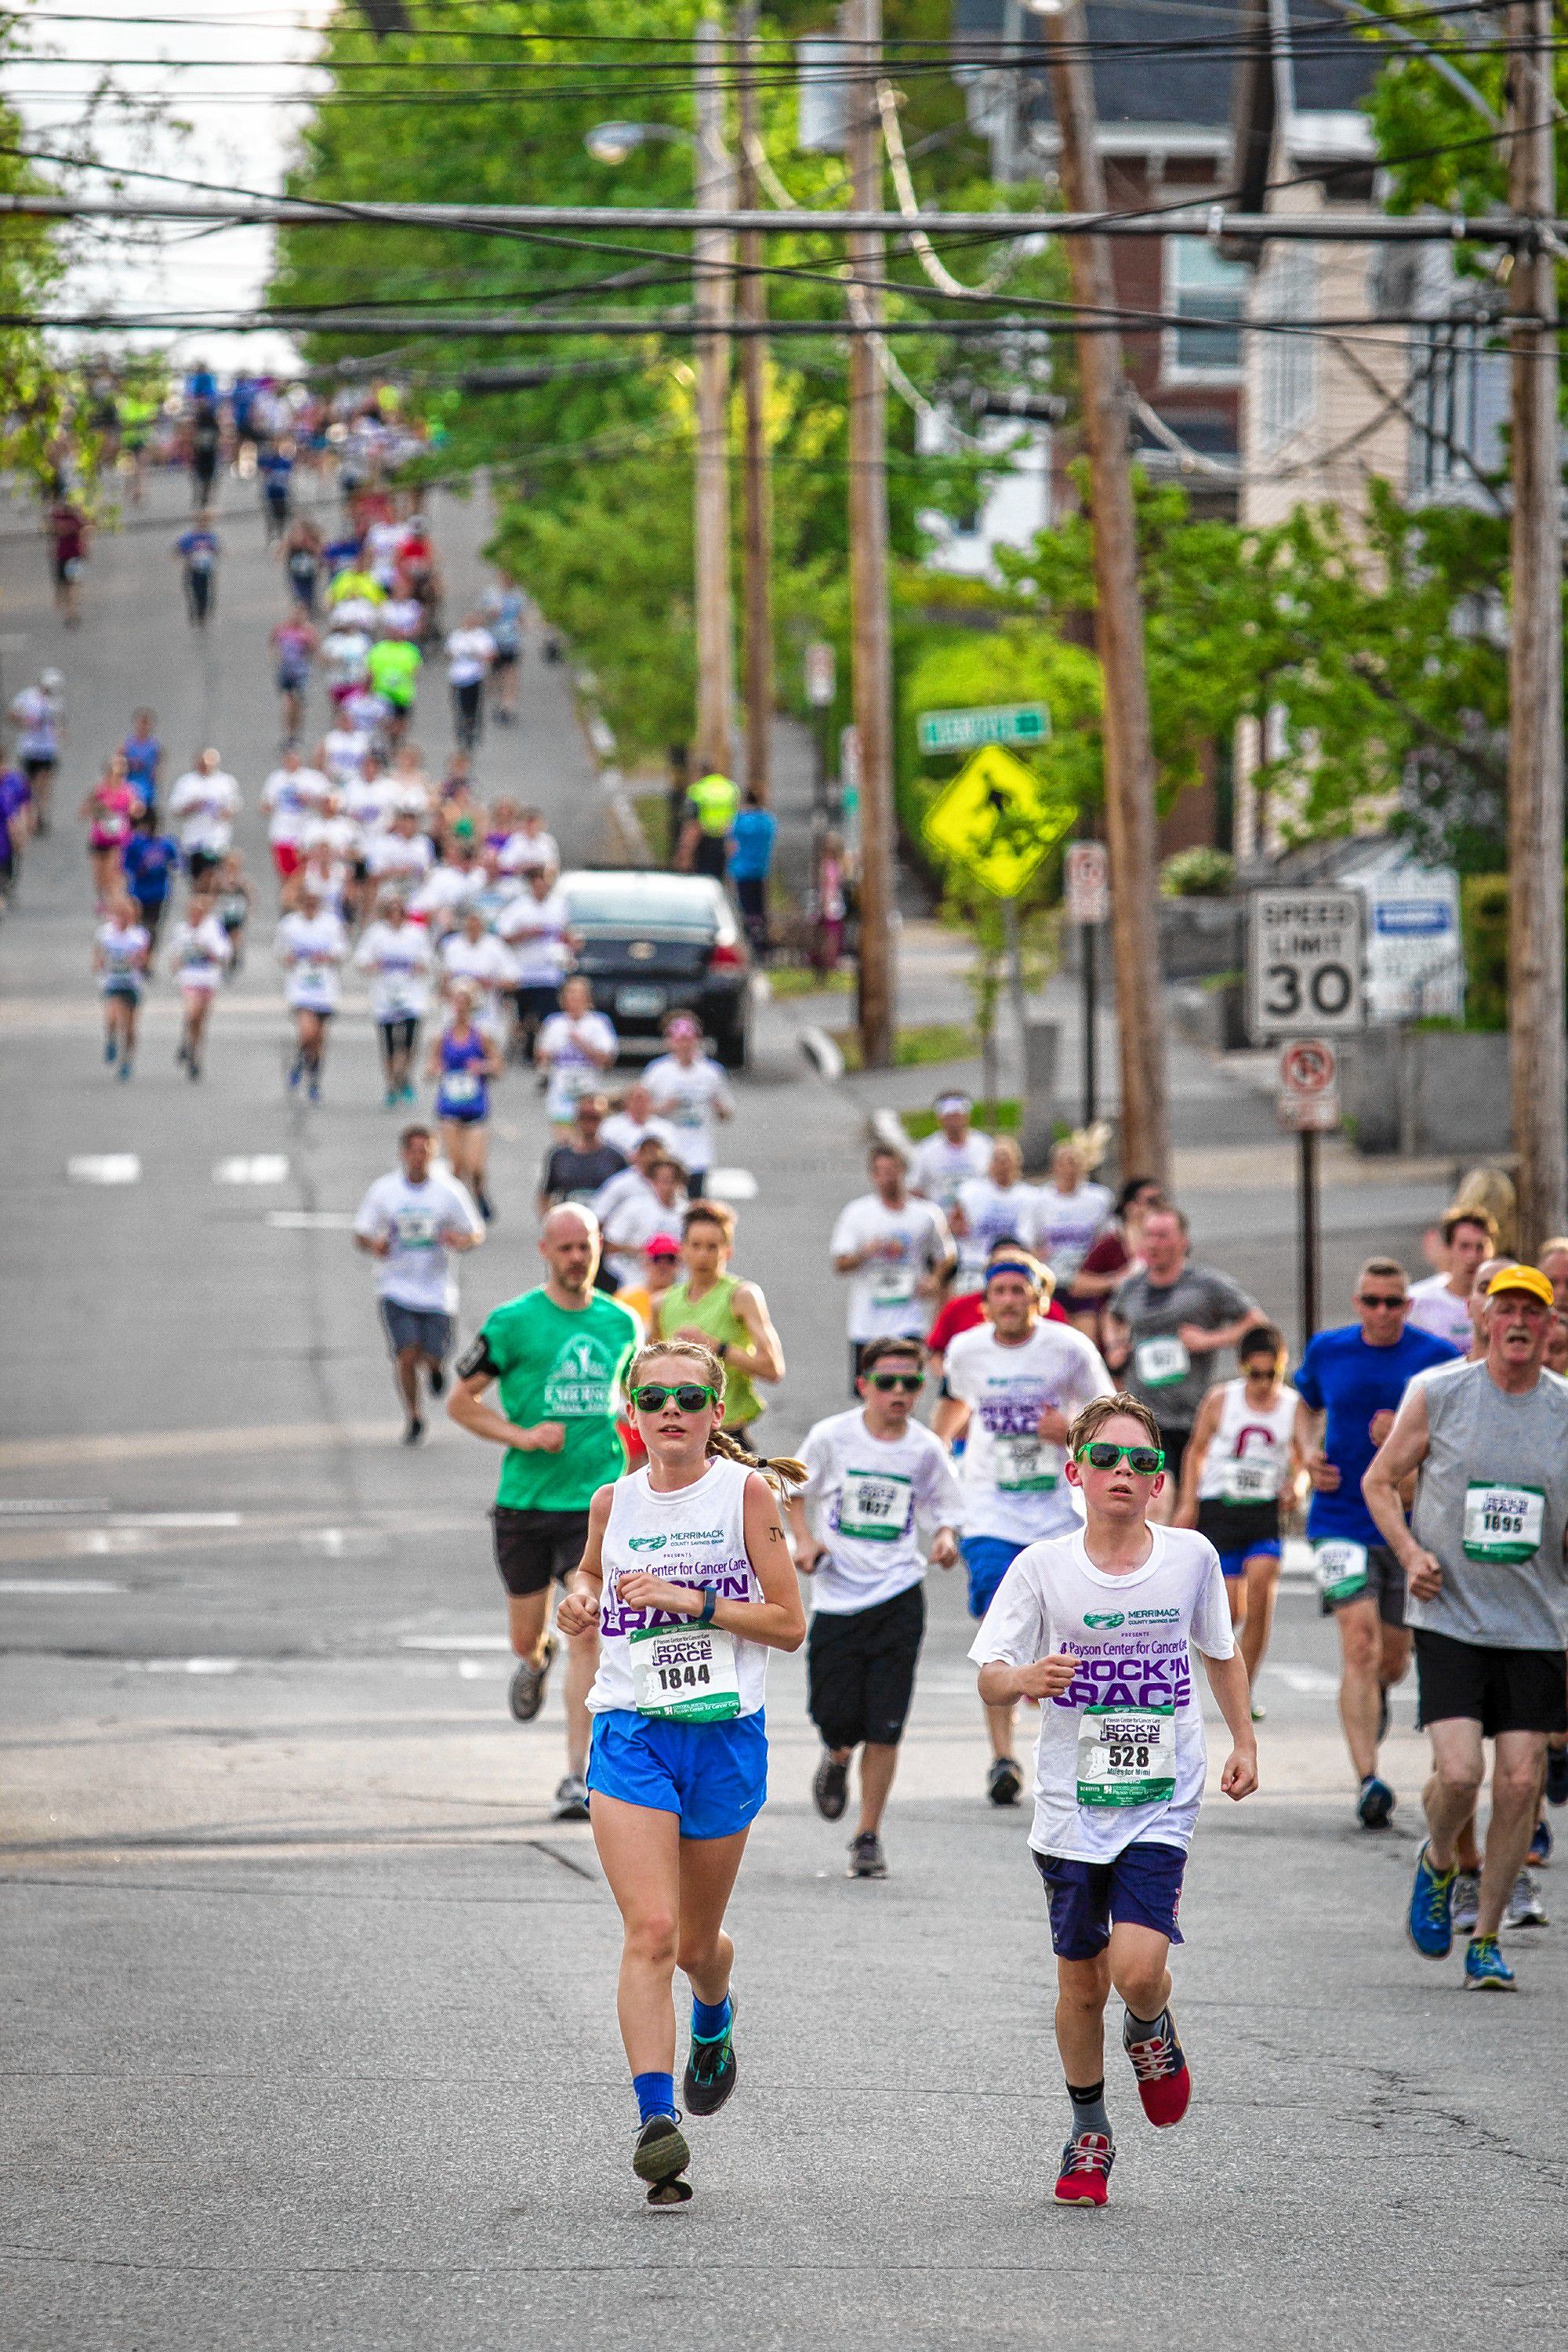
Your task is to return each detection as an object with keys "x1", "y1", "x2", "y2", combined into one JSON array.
[{"x1": 2, "y1": 469, "x2": 1561, "y2": 2352}]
